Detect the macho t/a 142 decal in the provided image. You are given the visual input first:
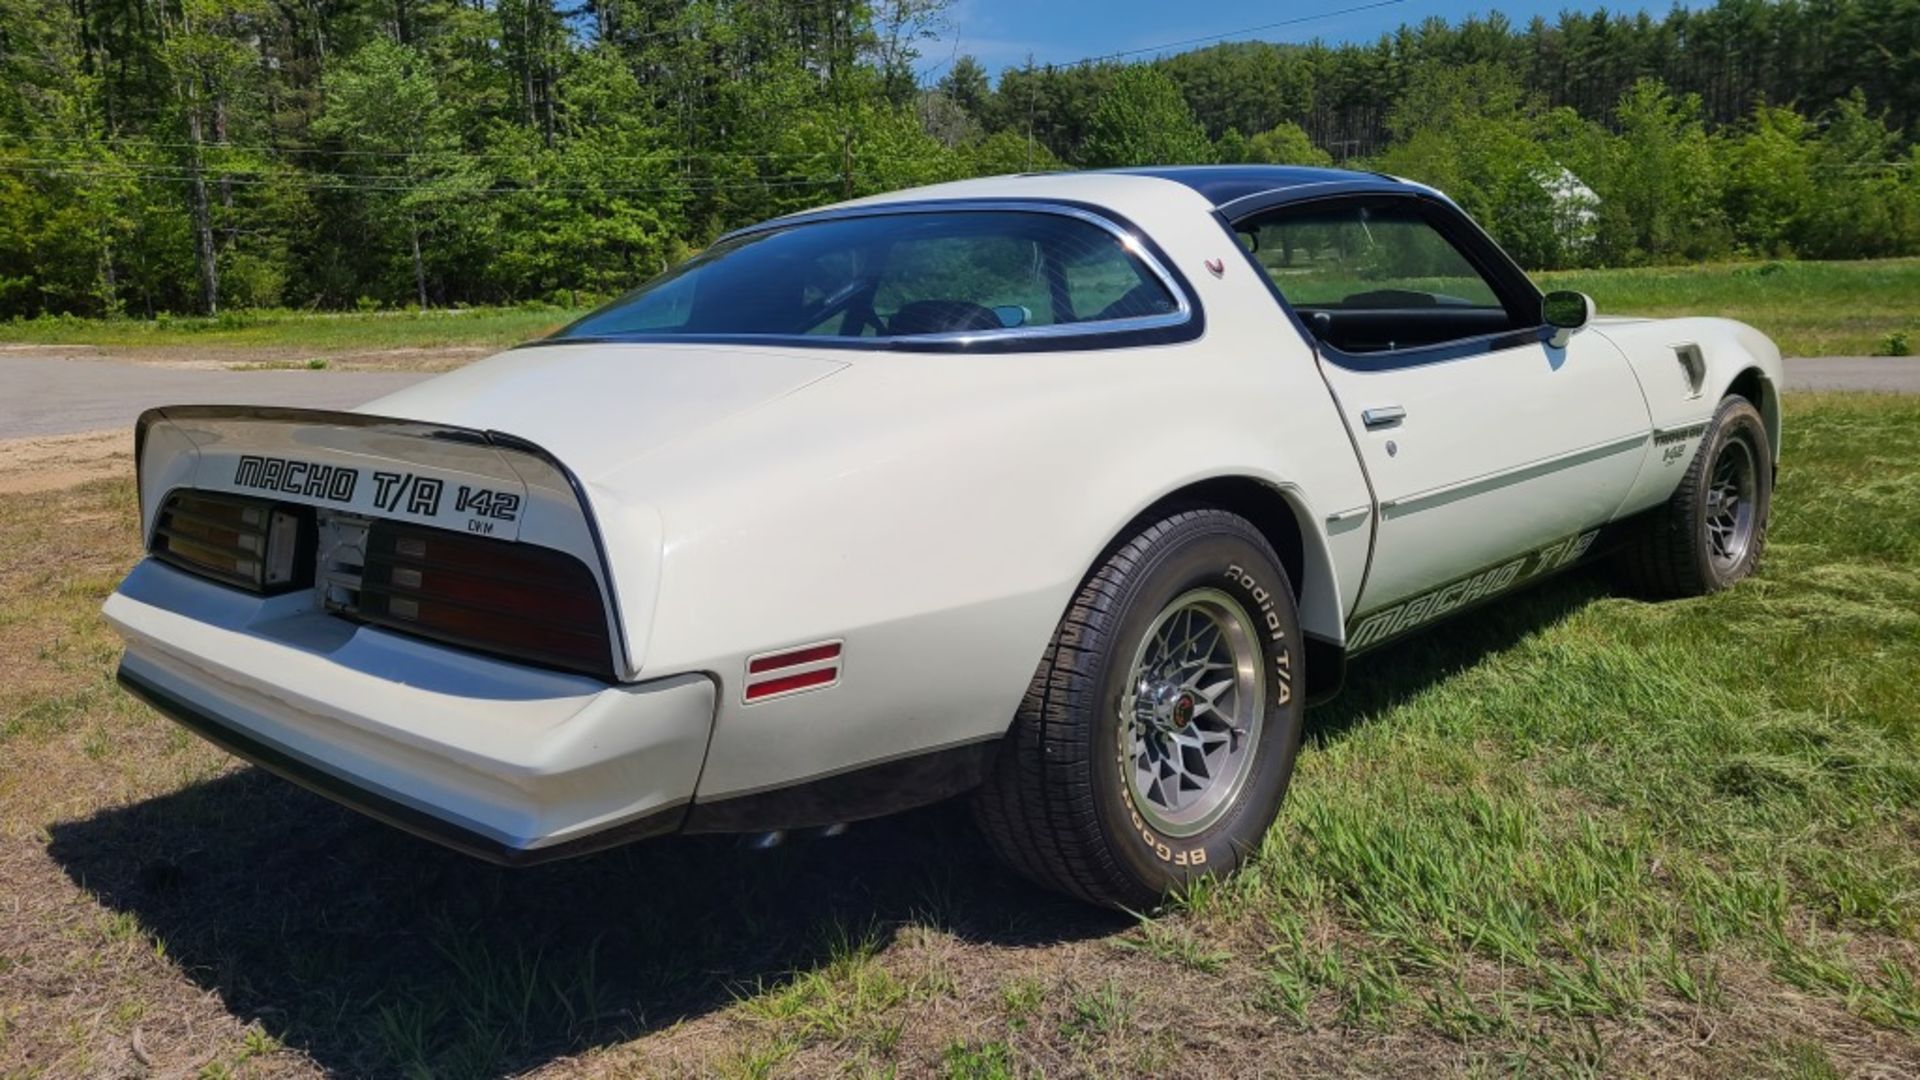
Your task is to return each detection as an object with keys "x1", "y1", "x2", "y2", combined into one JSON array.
[
  {"x1": 232, "y1": 453, "x2": 360, "y2": 503},
  {"x1": 228, "y1": 453, "x2": 522, "y2": 534},
  {"x1": 1346, "y1": 530, "x2": 1599, "y2": 651}
]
